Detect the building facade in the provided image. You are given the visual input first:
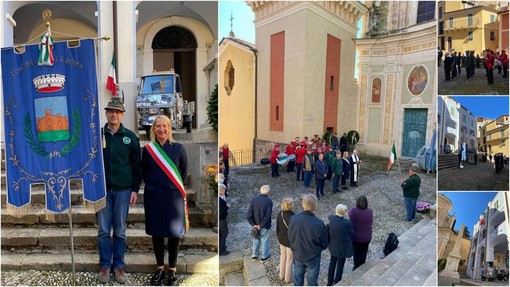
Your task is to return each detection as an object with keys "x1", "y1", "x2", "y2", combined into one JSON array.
[
  {"x1": 478, "y1": 115, "x2": 509, "y2": 157},
  {"x1": 438, "y1": 97, "x2": 460, "y2": 154},
  {"x1": 459, "y1": 105, "x2": 477, "y2": 152},
  {"x1": 355, "y1": 1, "x2": 437, "y2": 158},
  {"x1": 498, "y1": 5, "x2": 509, "y2": 51},
  {"x1": 247, "y1": 1, "x2": 367, "y2": 150},
  {"x1": 2, "y1": 1, "x2": 218, "y2": 133},
  {"x1": 438, "y1": 1, "x2": 505, "y2": 53},
  {"x1": 438, "y1": 194, "x2": 472, "y2": 276},
  {"x1": 467, "y1": 192, "x2": 509, "y2": 280},
  {"x1": 218, "y1": 36, "x2": 256, "y2": 165}
]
